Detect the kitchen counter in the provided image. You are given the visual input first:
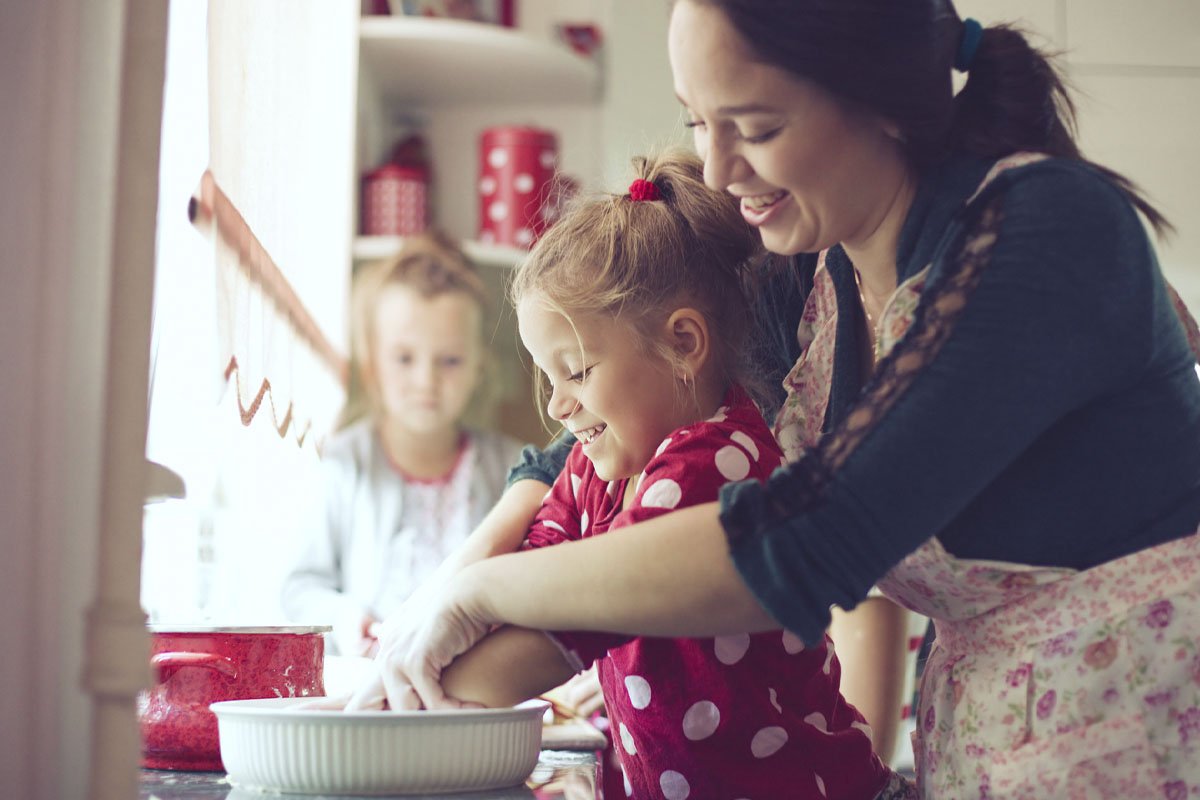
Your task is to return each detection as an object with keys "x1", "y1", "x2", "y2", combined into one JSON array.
[{"x1": 138, "y1": 750, "x2": 602, "y2": 800}]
